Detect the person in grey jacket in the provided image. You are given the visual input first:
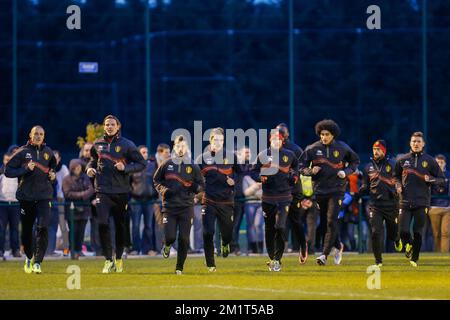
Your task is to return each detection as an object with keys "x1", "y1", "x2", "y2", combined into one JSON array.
[{"x1": 63, "y1": 159, "x2": 95, "y2": 259}]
